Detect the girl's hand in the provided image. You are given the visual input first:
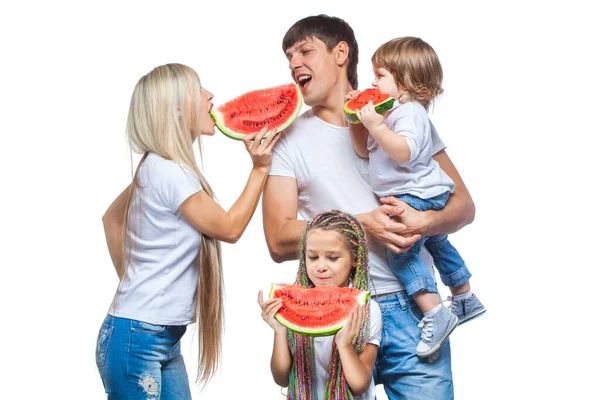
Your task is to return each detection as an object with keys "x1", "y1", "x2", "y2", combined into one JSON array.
[
  {"x1": 257, "y1": 290, "x2": 287, "y2": 335},
  {"x1": 356, "y1": 101, "x2": 385, "y2": 132},
  {"x1": 334, "y1": 304, "x2": 366, "y2": 349},
  {"x1": 345, "y1": 89, "x2": 361, "y2": 103},
  {"x1": 241, "y1": 127, "x2": 281, "y2": 173}
]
